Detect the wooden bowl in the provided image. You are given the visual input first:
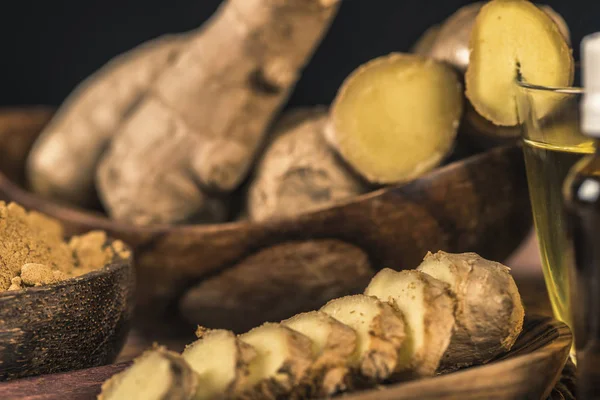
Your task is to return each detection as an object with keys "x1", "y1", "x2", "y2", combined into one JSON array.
[
  {"x1": 0, "y1": 315, "x2": 572, "y2": 399},
  {"x1": 0, "y1": 249, "x2": 134, "y2": 381},
  {"x1": 0, "y1": 107, "x2": 532, "y2": 334}
]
